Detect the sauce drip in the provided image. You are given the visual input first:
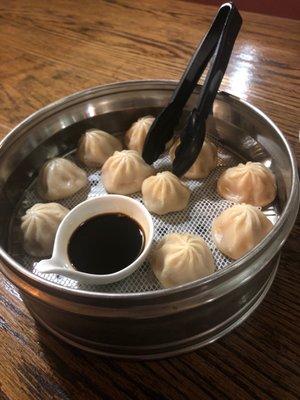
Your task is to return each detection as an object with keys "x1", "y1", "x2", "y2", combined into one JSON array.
[{"x1": 68, "y1": 213, "x2": 144, "y2": 275}]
